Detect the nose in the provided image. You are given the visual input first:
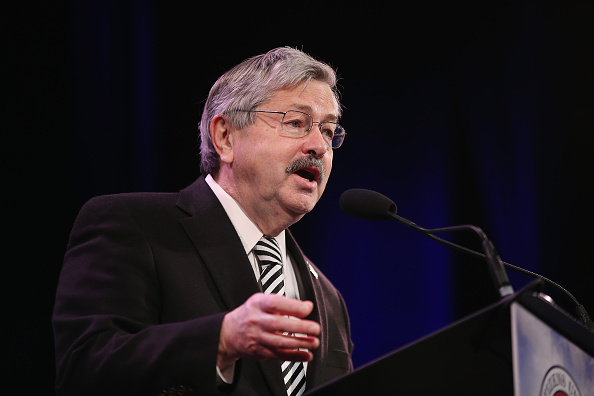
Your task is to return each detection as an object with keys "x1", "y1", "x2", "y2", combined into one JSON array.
[{"x1": 302, "y1": 124, "x2": 329, "y2": 158}]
